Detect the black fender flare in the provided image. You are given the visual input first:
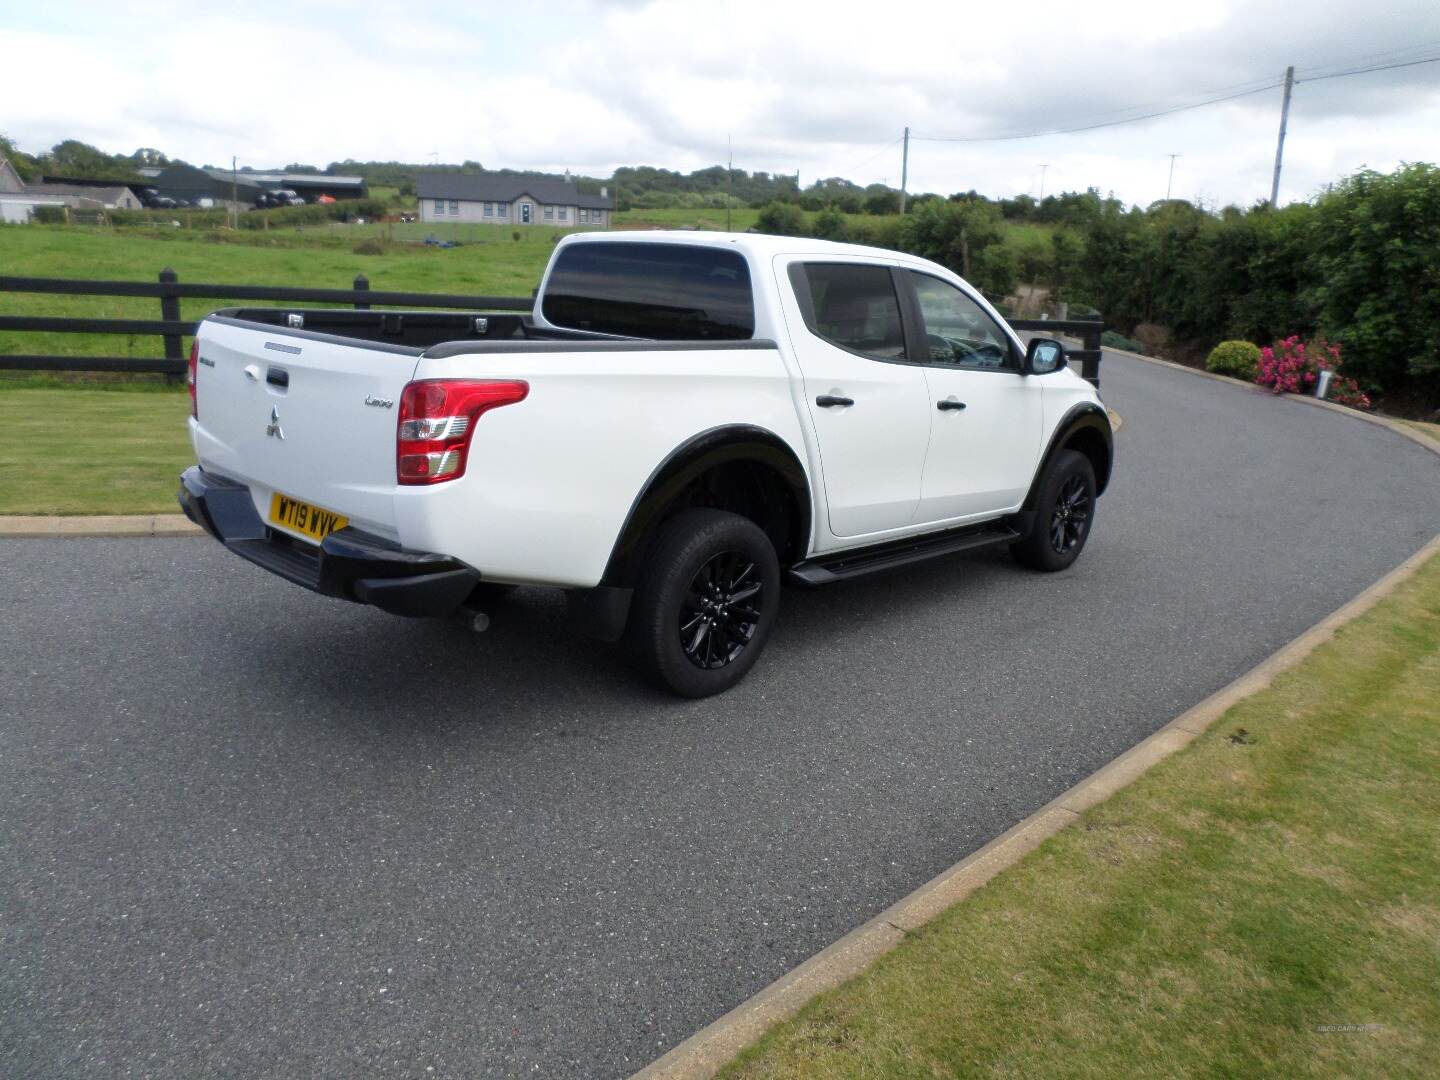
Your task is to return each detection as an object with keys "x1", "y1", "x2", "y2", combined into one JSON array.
[
  {"x1": 1022, "y1": 403, "x2": 1114, "y2": 510},
  {"x1": 600, "y1": 424, "x2": 812, "y2": 587}
]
